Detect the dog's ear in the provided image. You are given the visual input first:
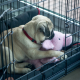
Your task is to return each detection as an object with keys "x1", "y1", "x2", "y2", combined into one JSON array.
[
  {"x1": 39, "y1": 27, "x2": 45, "y2": 34},
  {"x1": 39, "y1": 26, "x2": 50, "y2": 37},
  {"x1": 39, "y1": 21, "x2": 49, "y2": 35}
]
